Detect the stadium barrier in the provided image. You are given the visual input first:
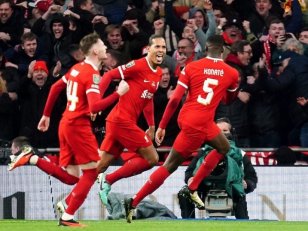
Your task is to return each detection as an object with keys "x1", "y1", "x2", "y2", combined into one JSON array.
[{"x1": 1, "y1": 165, "x2": 308, "y2": 221}]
